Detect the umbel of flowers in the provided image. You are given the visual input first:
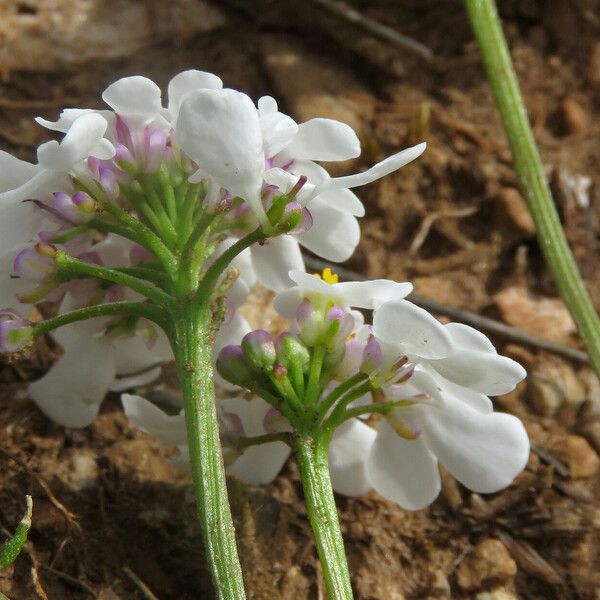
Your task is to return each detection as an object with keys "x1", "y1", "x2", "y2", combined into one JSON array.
[{"x1": 0, "y1": 70, "x2": 528, "y2": 600}]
